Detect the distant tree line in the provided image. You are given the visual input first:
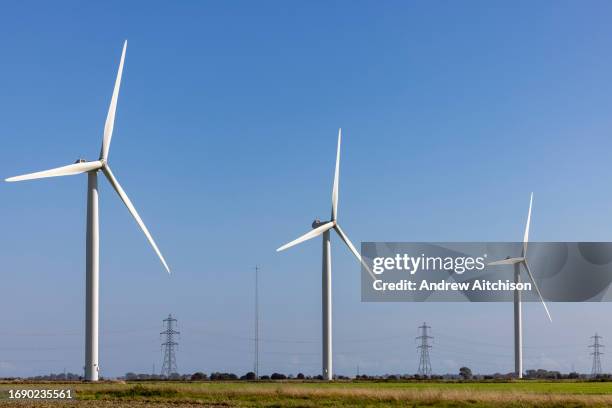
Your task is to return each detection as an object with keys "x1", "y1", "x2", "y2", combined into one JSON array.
[
  {"x1": 524, "y1": 369, "x2": 592, "y2": 380},
  {"x1": 3, "y1": 368, "x2": 611, "y2": 382},
  {"x1": 124, "y1": 372, "x2": 191, "y2": 381},
  {"x1": 121, "y1": 368, "x2": 596, "y2": 382},
  {"x1": 1, "y1": 372, "x2": 83, "y2": 381}
]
